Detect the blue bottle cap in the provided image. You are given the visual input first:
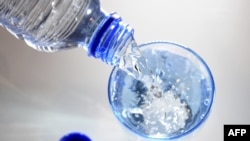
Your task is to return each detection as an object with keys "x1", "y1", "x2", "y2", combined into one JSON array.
[{"x1": 60, "y1": 132, "x2": 91, "y2": 141}]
